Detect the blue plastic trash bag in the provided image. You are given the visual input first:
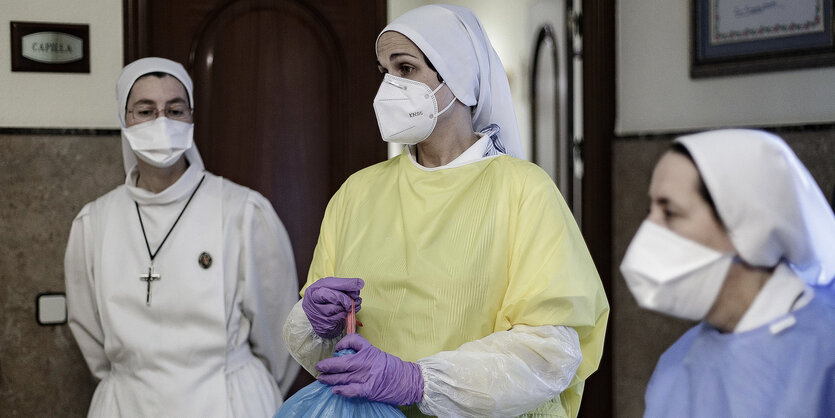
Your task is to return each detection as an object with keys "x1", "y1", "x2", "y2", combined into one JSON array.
[
  {"x1": 274, "y1": 349, "x2": 405, "y2": 418},
  {"x1": 275, "y1": 302, "x2": 405, "y2": 418}
]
